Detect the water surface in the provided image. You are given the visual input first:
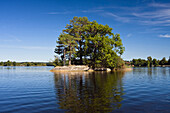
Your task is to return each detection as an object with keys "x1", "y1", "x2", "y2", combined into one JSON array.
[{"x1": 0, "y1": 66, "x2": 169, "y2": 113}]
